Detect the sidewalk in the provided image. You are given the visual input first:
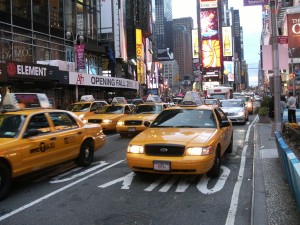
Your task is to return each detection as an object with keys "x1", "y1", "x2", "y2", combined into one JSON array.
[{"x1": 252, "y1": 122, "x2": 300, "y2": 225}]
